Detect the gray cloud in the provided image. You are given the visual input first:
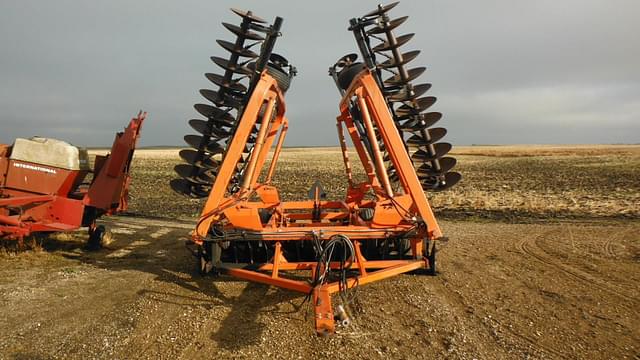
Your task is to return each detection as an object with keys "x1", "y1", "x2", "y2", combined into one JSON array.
[{"x1": 0, "y1": 0, "x2": 638, "y2": 147}]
